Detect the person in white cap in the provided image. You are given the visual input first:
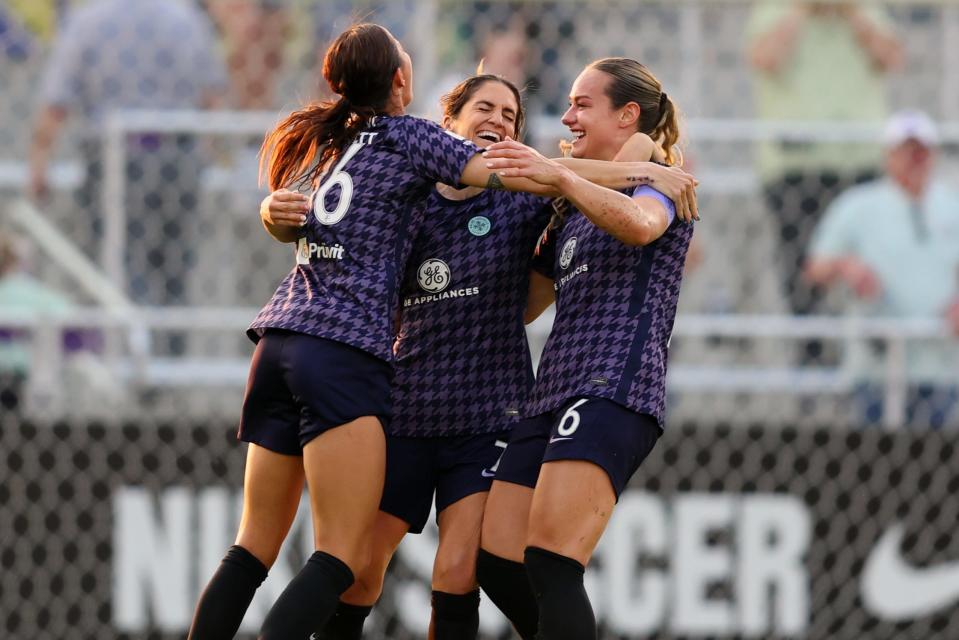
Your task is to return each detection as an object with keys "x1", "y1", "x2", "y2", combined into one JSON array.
[{"x1": 804, "y1": 110, "x2": 959, "y2": 428}]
